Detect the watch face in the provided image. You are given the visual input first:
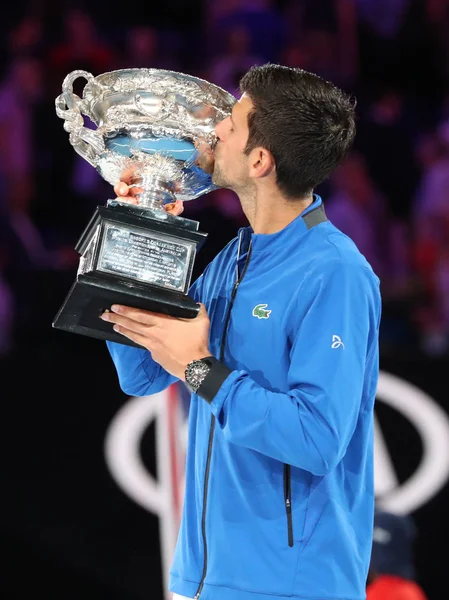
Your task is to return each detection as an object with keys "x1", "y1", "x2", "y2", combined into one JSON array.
[{"x1": 186, "y1": 360, "x2": 210, "y2": 392}]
